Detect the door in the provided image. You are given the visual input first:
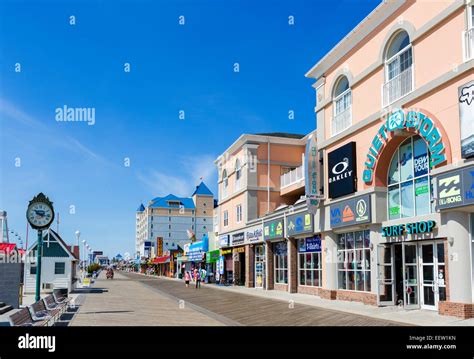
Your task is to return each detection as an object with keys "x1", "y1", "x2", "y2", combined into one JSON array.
[
  {"x1": 255, "y1": 245, "x2": 265, "y2": 289},
  {"x1": 420, "y1": 241, "x2": 446, "y2": 310},
  {"x1": 377, "y1": 244, "x2": 395, "y2": 306},
  {"x1": 402, "y1": 243, "x2": 420, "y2": 309}
]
